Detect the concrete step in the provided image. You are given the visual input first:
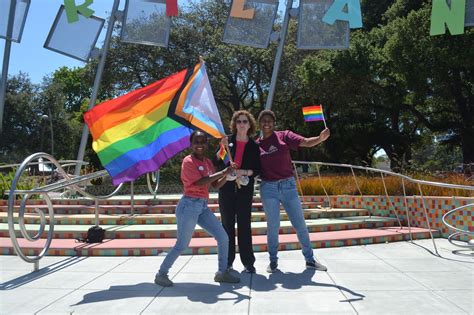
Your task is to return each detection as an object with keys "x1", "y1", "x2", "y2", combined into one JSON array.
[
  {"x1": 0, "y1": 227, "x2": 439, "y2": 256},
  {"x1": 1, "y1": 216, "x2": 399, "y2": 239}
]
